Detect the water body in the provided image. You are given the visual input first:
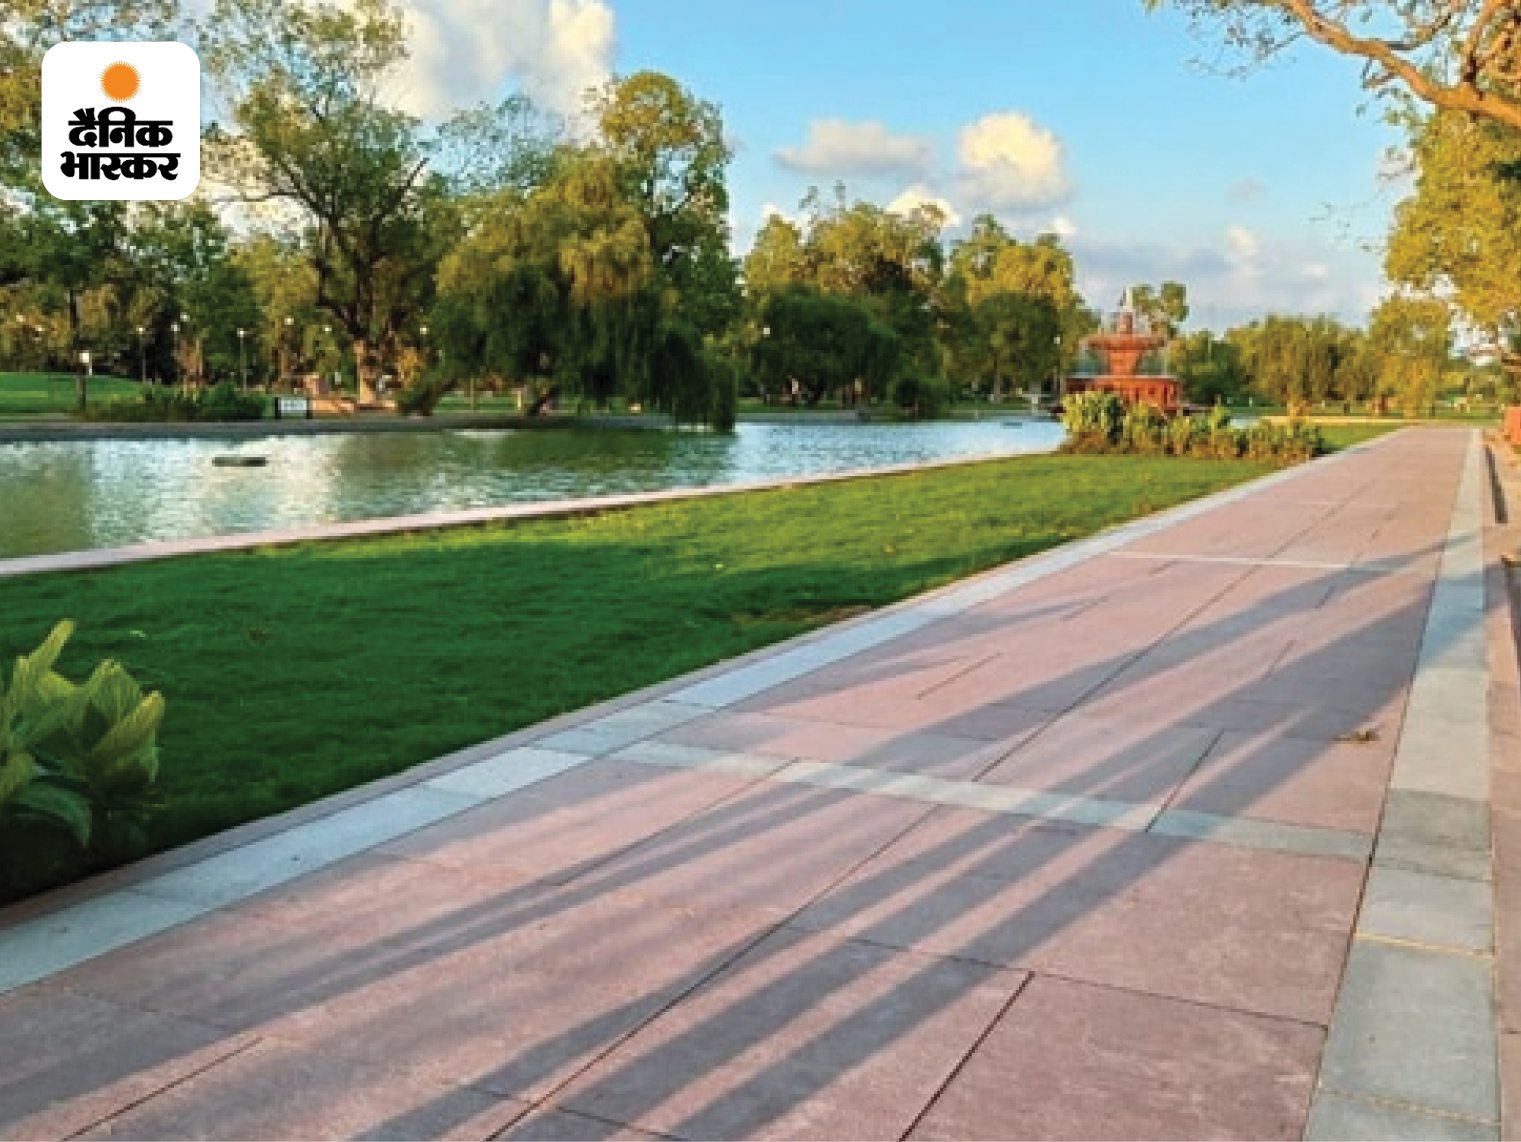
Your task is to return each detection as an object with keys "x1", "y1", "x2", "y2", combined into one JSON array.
[{"x1": 0, "y1": 419, "x2": 1066, "y2": 559}]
